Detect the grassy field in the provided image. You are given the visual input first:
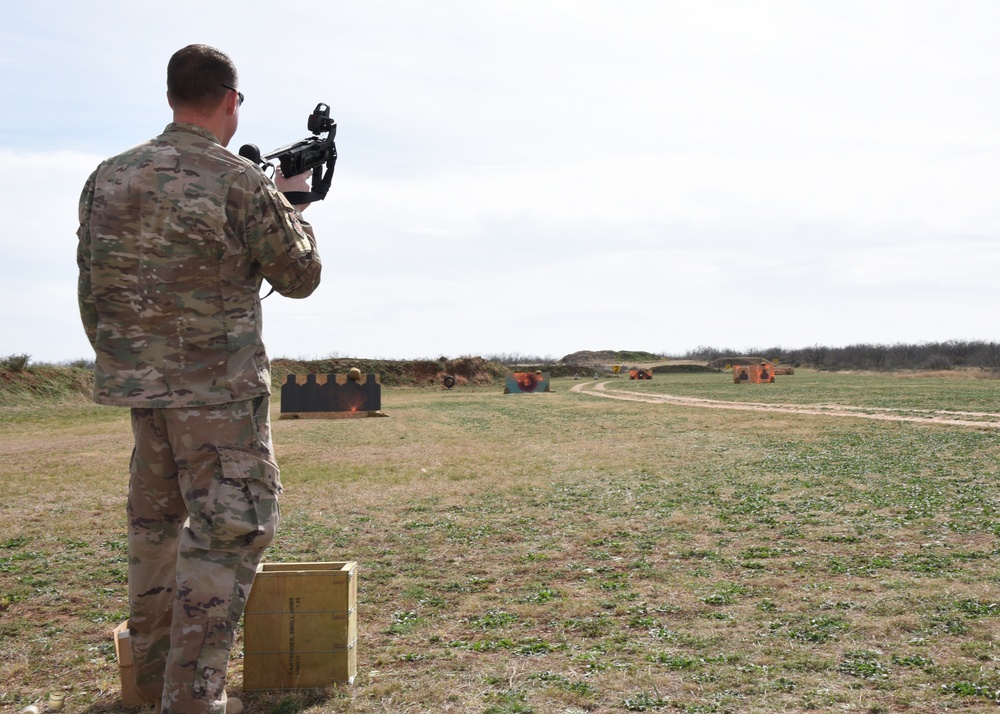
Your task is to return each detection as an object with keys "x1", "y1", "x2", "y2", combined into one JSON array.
[
  {"x1": 630, "y1": 369, "x2": 1000, "y2": 413},
  {"x1": 2, "y1": 370, "x2": 1000, "y2": 713}
]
